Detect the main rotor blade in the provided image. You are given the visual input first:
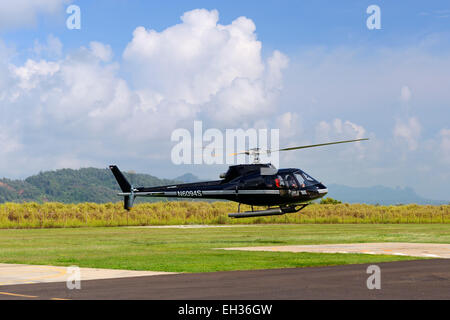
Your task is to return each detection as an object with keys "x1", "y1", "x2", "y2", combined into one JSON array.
[
  {"x1": 227, "y1": 138, "x2": 369, "y2": 156},
  {"x1": 273, "y1": 138, "x2": 369, "y2": 152},
  {"x1": 229, "y1": 151, "x2": 250, "y2": 156}
]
